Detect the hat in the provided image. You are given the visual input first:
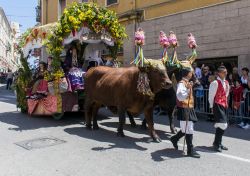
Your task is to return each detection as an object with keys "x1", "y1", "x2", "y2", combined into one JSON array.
[{"x1": 182, "y1": 67, "x2": 193, "y2": 77}]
